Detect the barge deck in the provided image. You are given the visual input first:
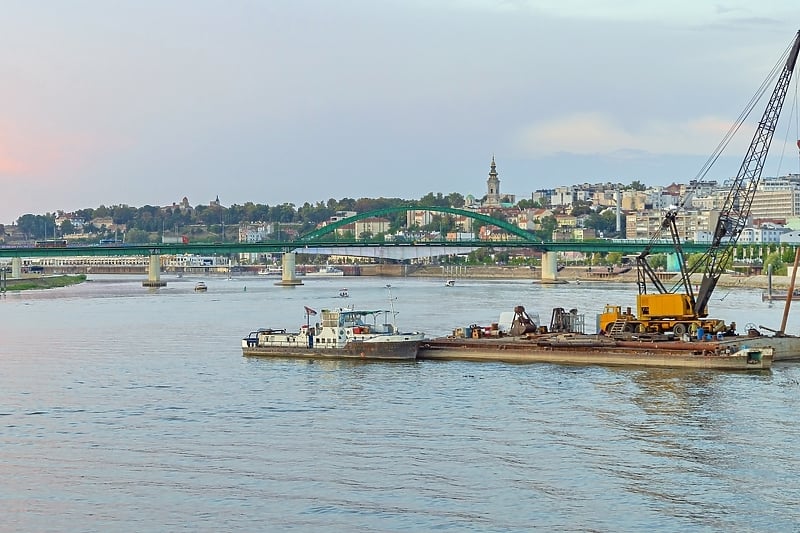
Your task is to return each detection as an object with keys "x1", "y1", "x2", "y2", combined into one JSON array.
[{"x1": 418, "y1": 334, "x2": 772, "y2": 370}]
